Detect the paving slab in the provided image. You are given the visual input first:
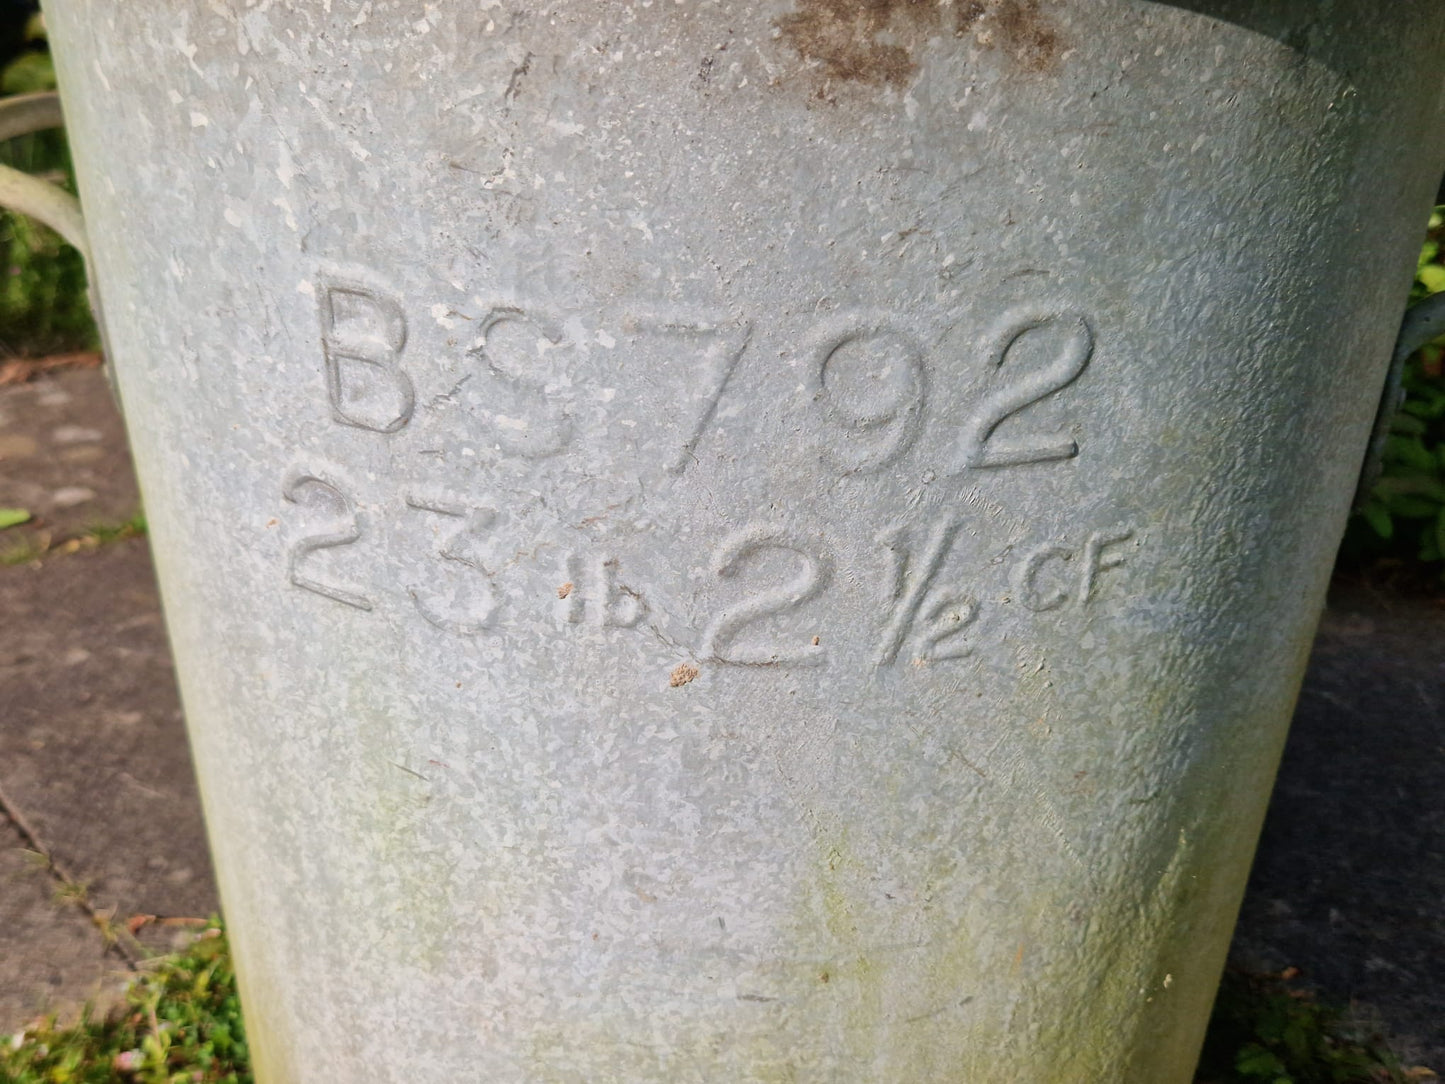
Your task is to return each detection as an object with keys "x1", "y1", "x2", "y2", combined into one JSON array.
[
  {"x1": 0, "y1": 814, "x2": 123, "y2": 1032},
  {"x1": 0, "y1": 366, "x2": 139, "y2": 554},
  {"x1": 0, "y1": 539, "x2": 218, "y2": 946},
  {"x1": 1231, "y1": 583, "x2": 1445, "y2": 1070}
]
